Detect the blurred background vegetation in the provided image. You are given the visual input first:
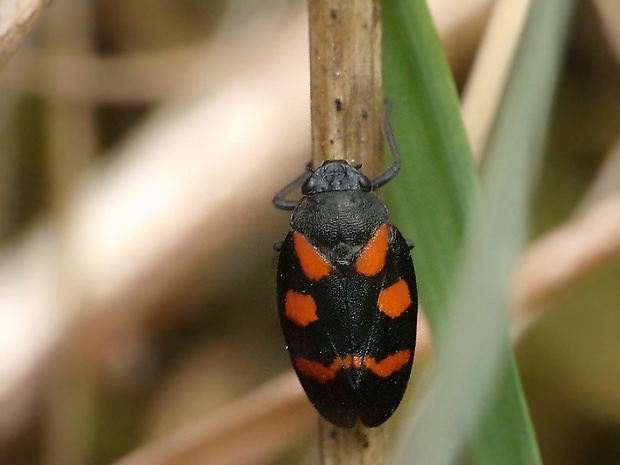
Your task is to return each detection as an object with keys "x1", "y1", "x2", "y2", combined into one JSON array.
[{"x1": 0, "y1": 1, "x2": 619, "y2": 464}]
